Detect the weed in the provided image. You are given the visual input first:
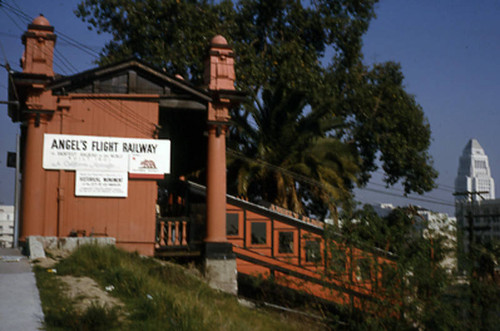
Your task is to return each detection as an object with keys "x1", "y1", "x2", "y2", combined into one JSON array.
[
  {"x1": 79, "y1": 302, "x2": 121, "y2": 331},
  {"x1": 36, "y1": 244, "x2": 322, "y2": 330},
  {"x1": 34, "y1": 266, "x2": 122, "y2": 330}
]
